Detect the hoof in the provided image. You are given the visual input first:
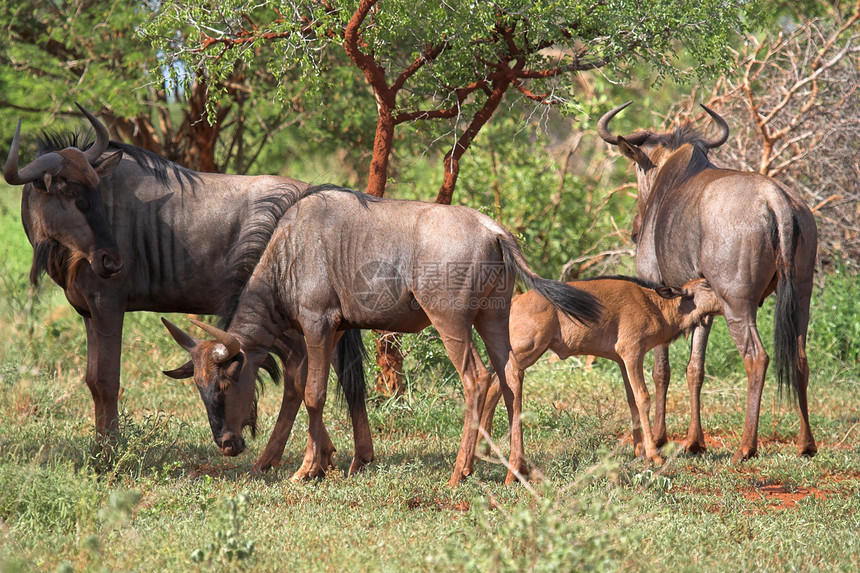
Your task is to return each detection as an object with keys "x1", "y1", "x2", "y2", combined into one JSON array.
[
  {"x1": 290, "y1": 464, "x2": 326, "y2": 482},
  {"x1": 653, "y1": 435, "x2": 668, "y2": 449},
  {"x1": 348, "y1": 455, "x2": 374, "y2": 476},
  {"x1": 647, "y1": 454, "x2": 665, "y2": 466},
  {"x1": 798, "y1": 444, "x2": 818, "y2": 457},
  {"x1": 684, "y1": 440, "x2": 707, "y2": 455},
  {"x1": 731, "y1": 447, "x2": 757, "y2": 463}
]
